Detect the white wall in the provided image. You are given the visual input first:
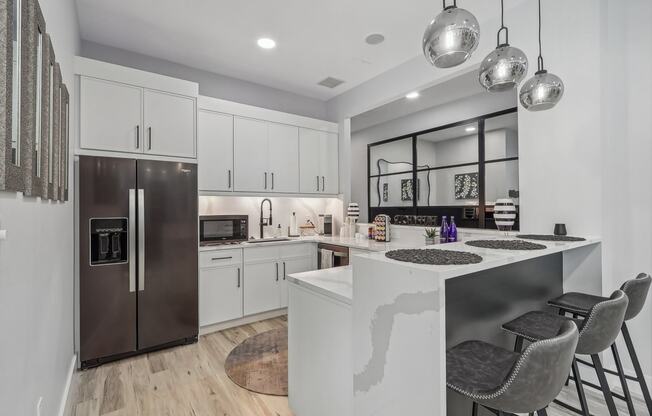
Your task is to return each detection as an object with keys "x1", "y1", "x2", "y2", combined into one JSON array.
[
  {"x1": 80, "y1": 40, "x2": 330, "y2": 121},
  {"x1": 0, "y1": 0, "x2": 80, "y2": 415},
  {"x1": 199, "y1": 196, "x2": 343, "y2": 238},
  {"x1": 351, "y1": 92, "x2": 516, "y2": 221}
]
